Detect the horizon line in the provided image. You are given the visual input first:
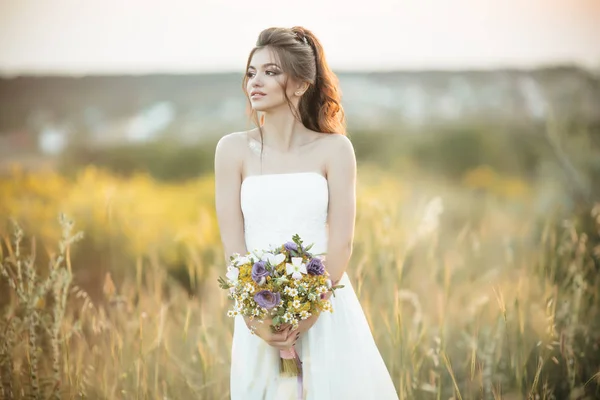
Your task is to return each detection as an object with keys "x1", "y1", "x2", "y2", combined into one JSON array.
[{"x1": 1, "y1": 61, "x2": 598, "y2": 79}]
